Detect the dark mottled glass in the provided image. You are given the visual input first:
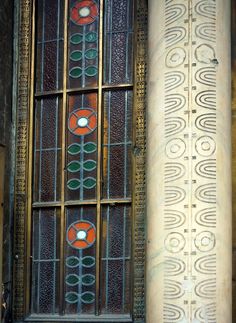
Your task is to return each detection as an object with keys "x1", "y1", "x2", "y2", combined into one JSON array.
[
  {"x1": 102, "y1": 90, "x2": 133, "y2": 199},
  {"x1": 65, "y1": 207, "x2": 96, "y2": 315},
  {"x1": 31, "y1": 209, "x2": 60, "y2": 314},
  {"x1": 101, "y1": 206, "x2": 131, "y2": 314},
  {"x1": 103, "y1": 0, "x2": 134, "y2": 84},
  {"x1": 36, "y1": 0, "x2": 64, "y2": 92},
  {"x1": 33, "y1": 97, "x2": 62, "y2": 202}
]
